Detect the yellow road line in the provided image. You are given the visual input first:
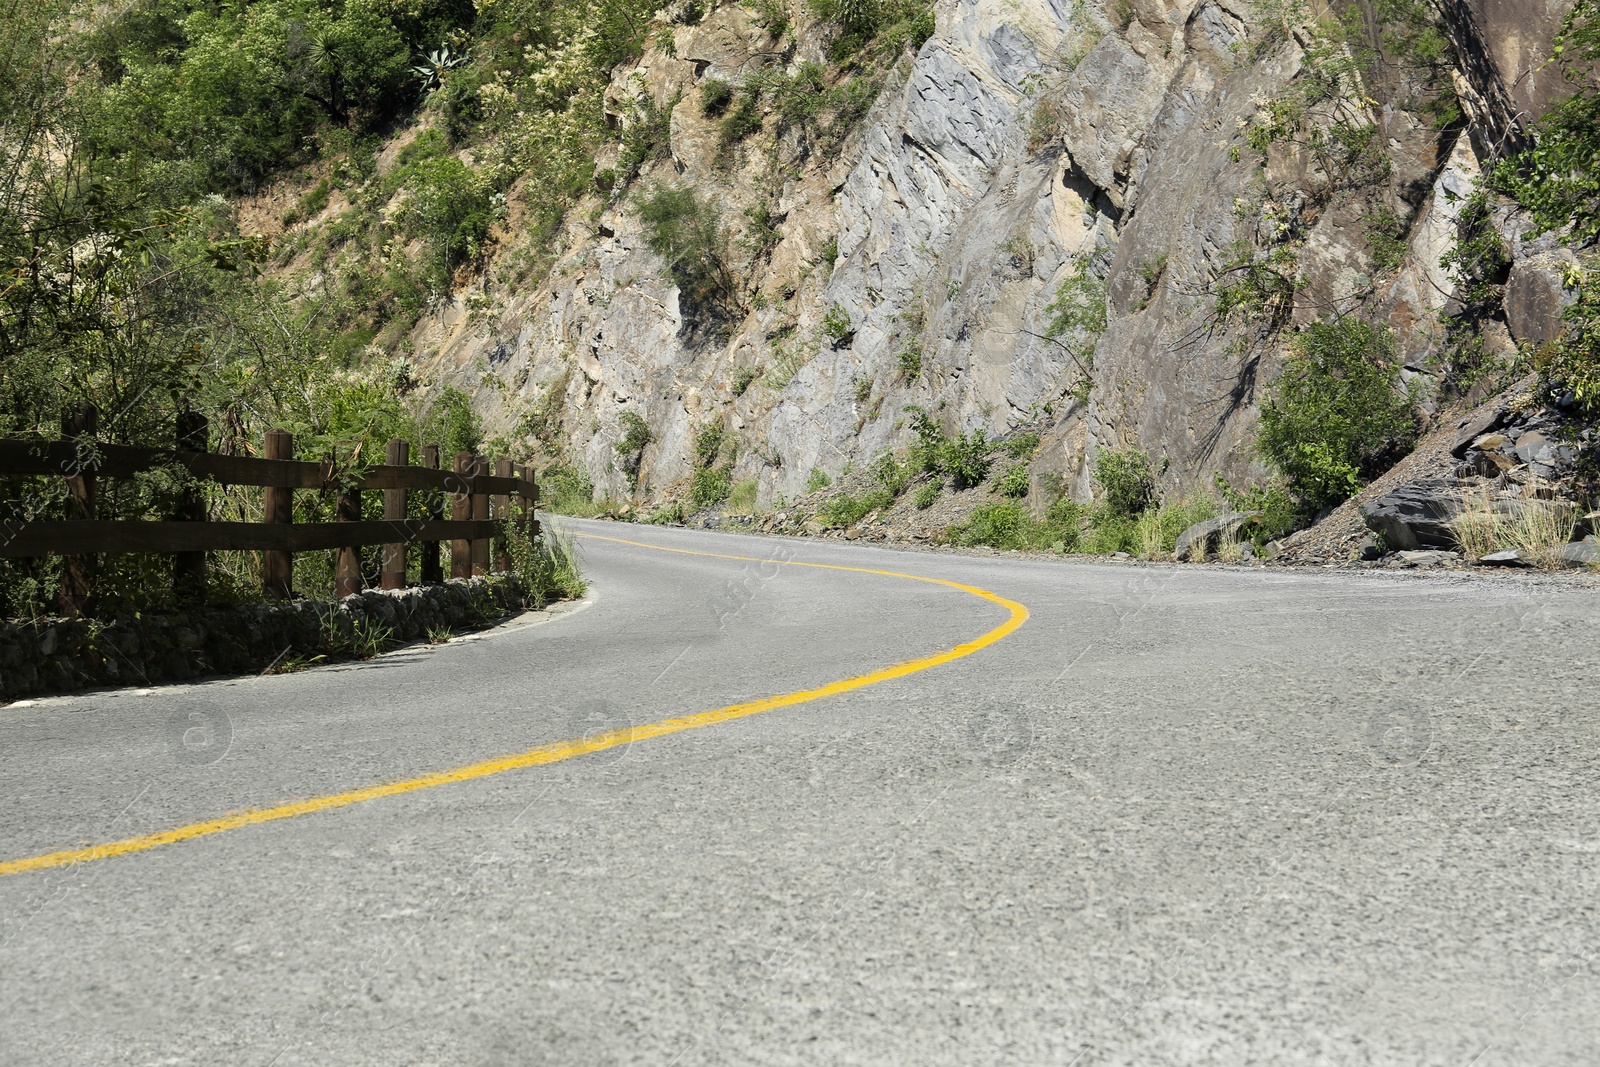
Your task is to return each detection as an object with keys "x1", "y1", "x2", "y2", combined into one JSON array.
[{"x1": 0, "y1": 531, "x2": 1028, "y2": 878}]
